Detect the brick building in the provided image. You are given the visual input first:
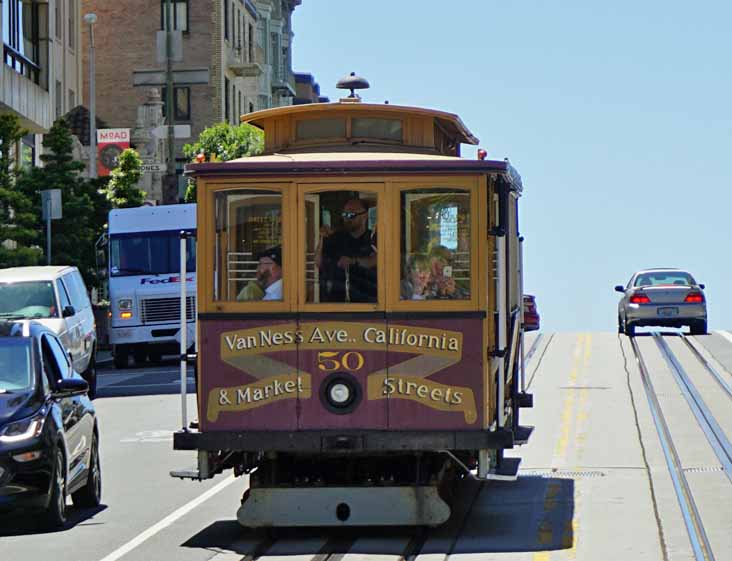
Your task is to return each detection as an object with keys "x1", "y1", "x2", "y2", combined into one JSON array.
[{"x1": 81, "y1": 0, "x2": 320, "y2": 202}]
